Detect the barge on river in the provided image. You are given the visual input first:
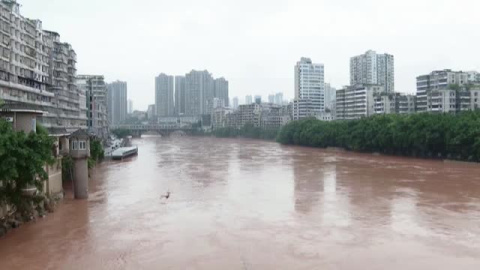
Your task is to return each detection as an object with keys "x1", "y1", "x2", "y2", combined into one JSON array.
[{"x1": 111, "y1": 146, "x2": 138, "y2": 160}]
